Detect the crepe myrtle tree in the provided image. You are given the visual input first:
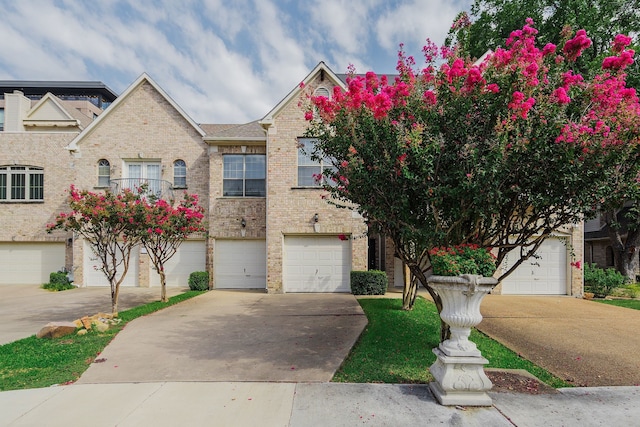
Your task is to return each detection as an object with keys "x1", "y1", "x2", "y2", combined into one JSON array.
[
  {"x1": 48, "y1": 186, "x2": 207, "y2": 312},
  {"x1": 47, "y1": 186, "x2": 147, "y2": 314},
  {"x1": 304, "y1": 21, "x2": 640, "y2": 340},
  {"x1": 448, "y1": 4, "x2": 640, "y2": 281},
  {"x1": 140, "y1": 193, "x2": 206, "y2": 302}
]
